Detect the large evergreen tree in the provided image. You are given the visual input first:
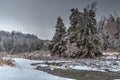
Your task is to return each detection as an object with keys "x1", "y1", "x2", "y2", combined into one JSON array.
[
  {"x1": 49, "y1": 17, "x2": 66, "y2": 55},
  {"x1": 75, "y1": 3, "x2": 102, "y2": 58}
]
